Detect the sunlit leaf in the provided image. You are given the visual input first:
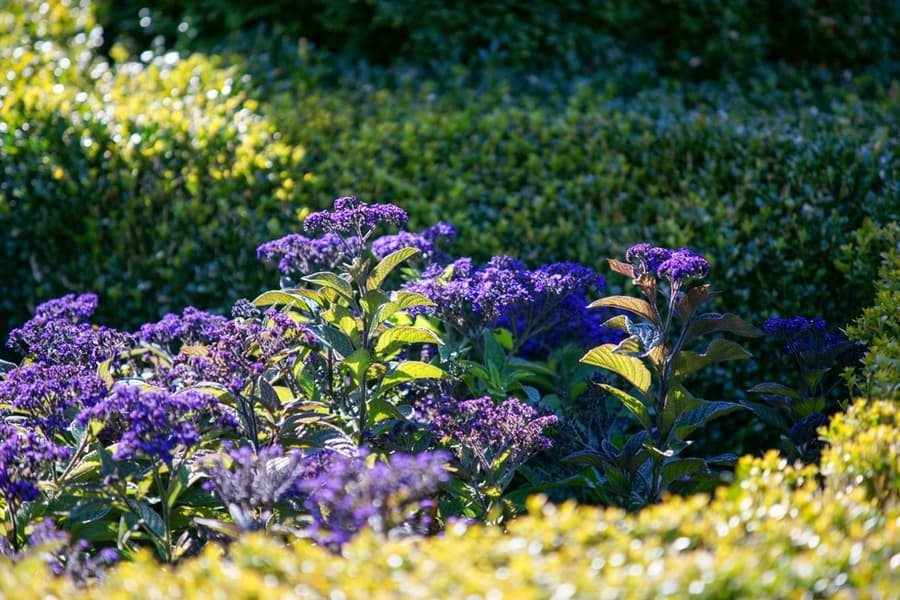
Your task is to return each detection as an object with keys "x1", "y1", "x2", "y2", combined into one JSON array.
[
  {"x1": 599, "y1": 383, "x2": 653, "y2": 431},
  {"x1": 367, "y1": 247, "x2": 421, "y2": 290},
  {"x1": 374, "y1": 326, "x2": 443, "y2": 355},
  {"x1": 582, "y1": 344, "x2": 652, "y2": 395},
  {"x1": 381, "y1": 360, "x2": 445, "y2": 390},
  {"x1": 302, "y1": 271, "x2": 354, "y2": 300},
  {"x1": 588, "y1": 296, "x2": 656, "y2": 323},
  {"x1": 607, "y1": 258, "x2": 635, "y2": 279}
]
